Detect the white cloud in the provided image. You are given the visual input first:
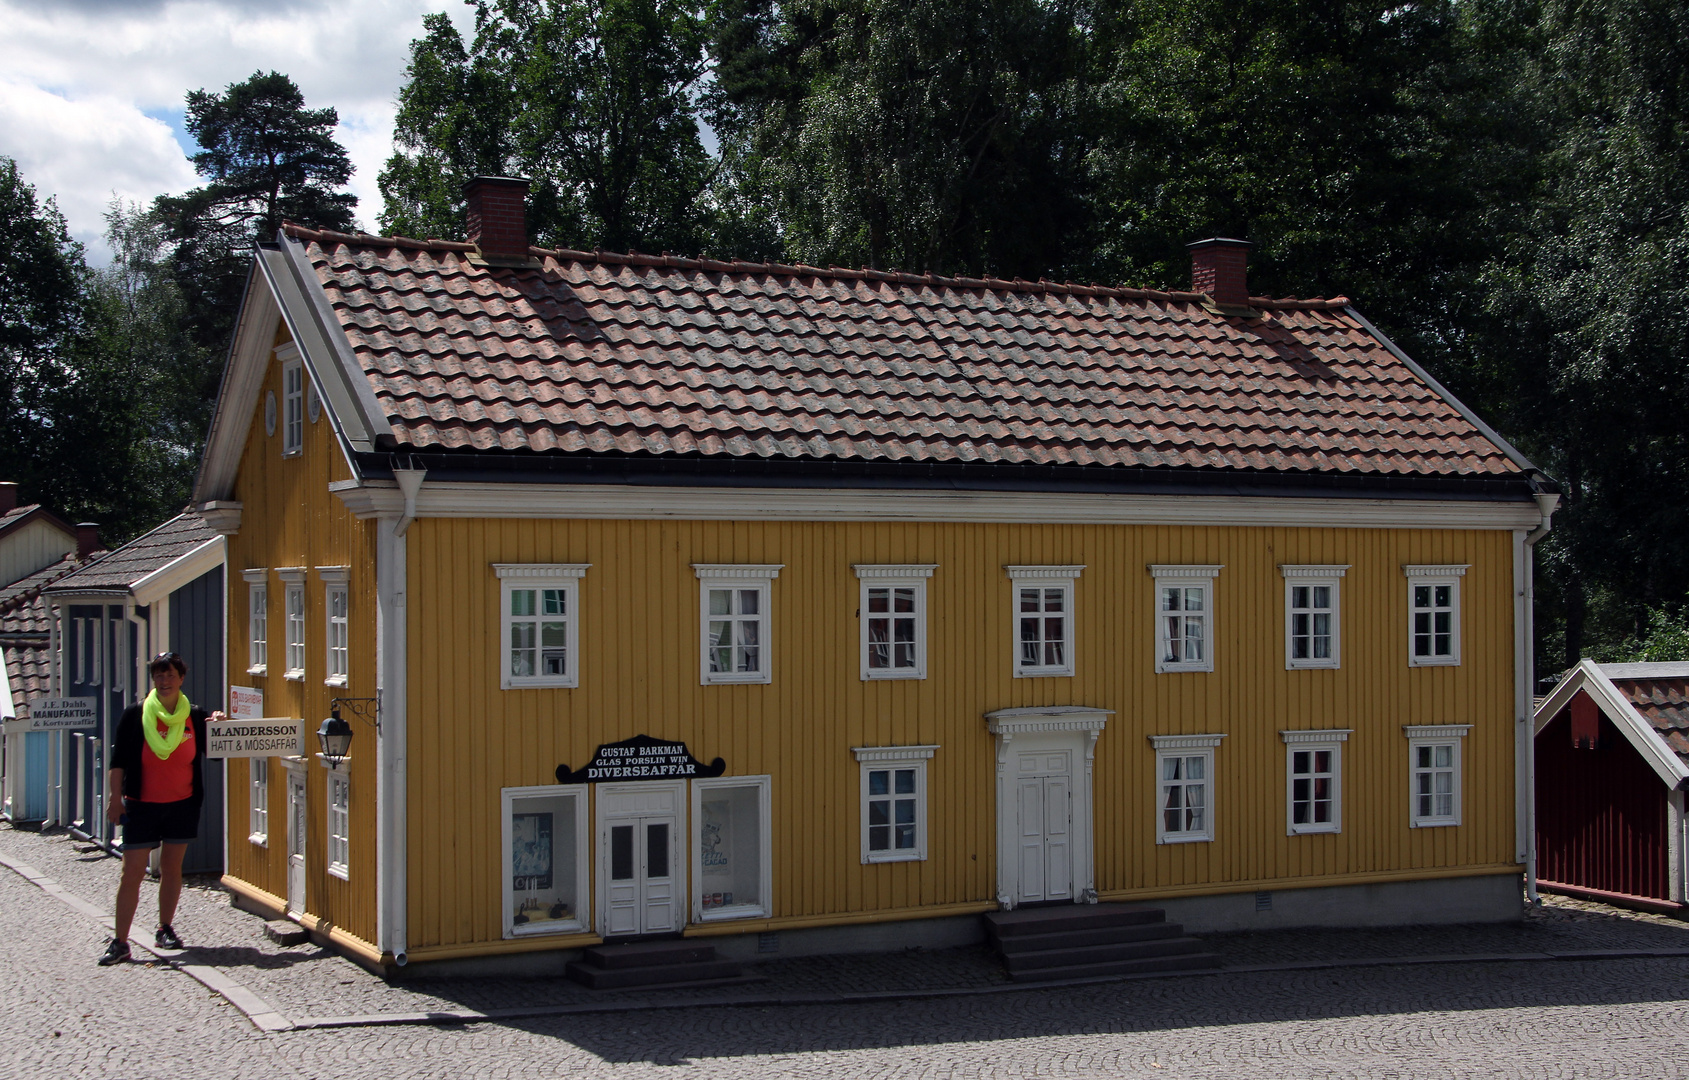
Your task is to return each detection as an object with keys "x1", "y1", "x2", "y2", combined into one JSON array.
[{"x1": 0, "y1": 0, "x2": 474, "y2": 261}]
